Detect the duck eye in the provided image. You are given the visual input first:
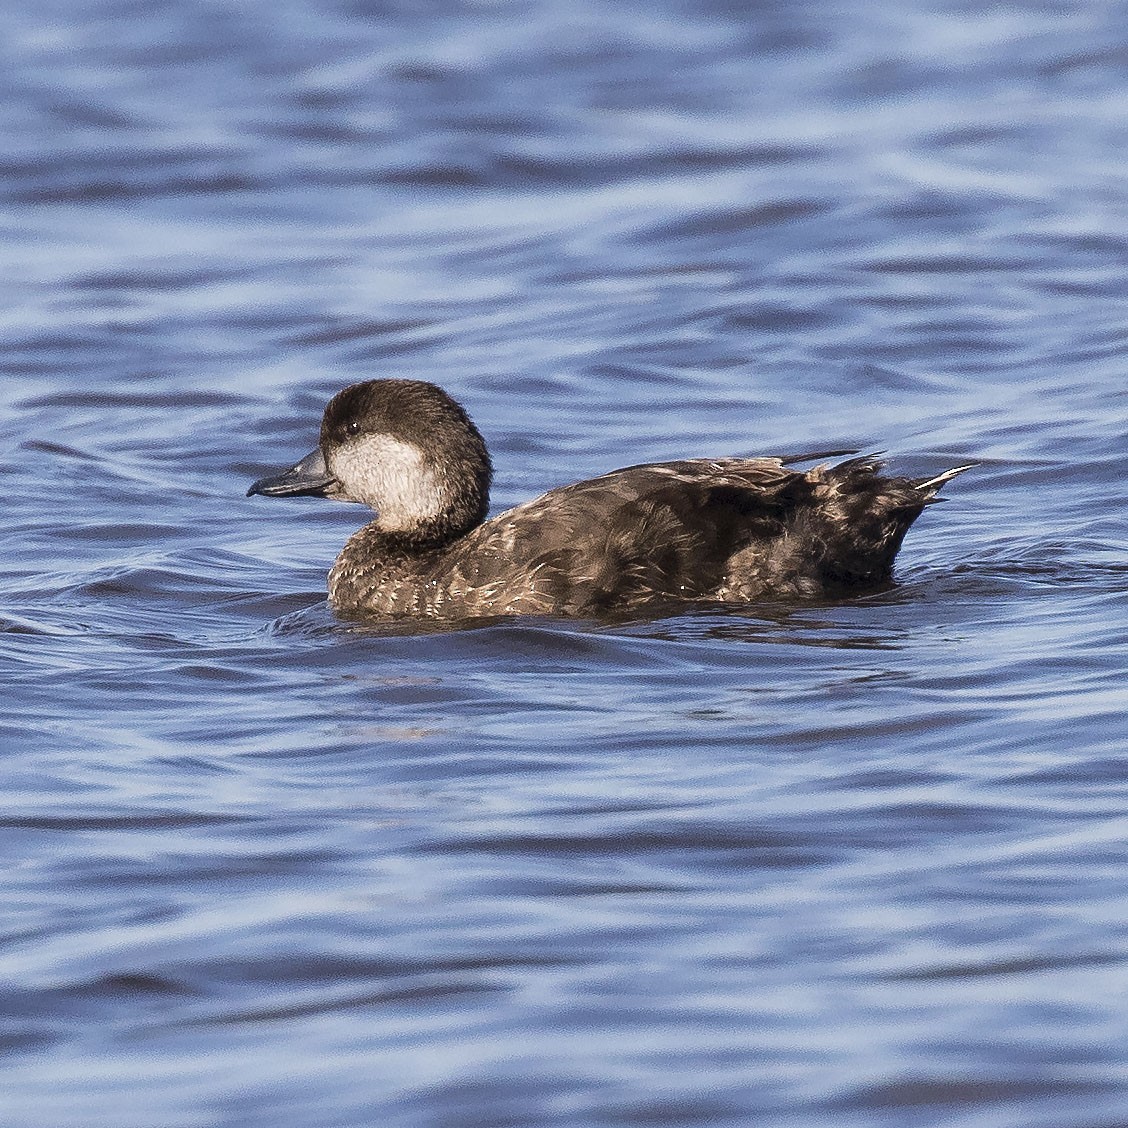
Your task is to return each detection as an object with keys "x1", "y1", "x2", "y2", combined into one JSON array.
[{"x1": 345, "y1": 420, "x2": 361, "y2": 436}]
